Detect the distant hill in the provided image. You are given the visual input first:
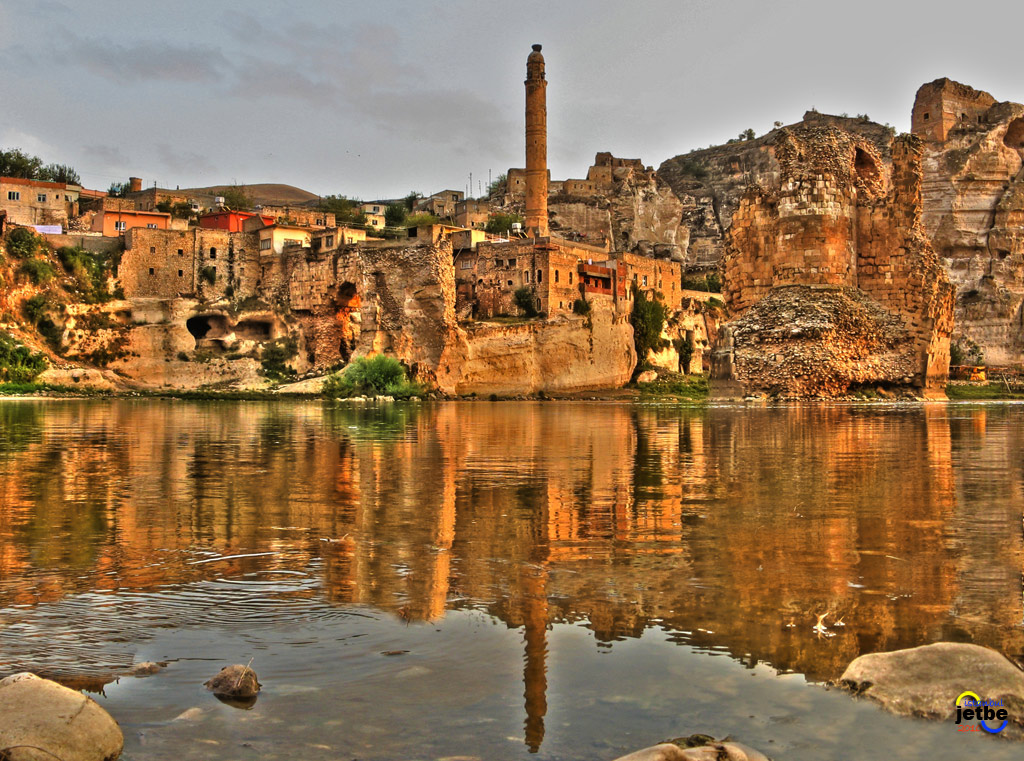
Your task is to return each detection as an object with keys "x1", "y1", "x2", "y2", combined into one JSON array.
[{"x1": 180, "y1": 183, "x2": 321, "y2": 207}]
